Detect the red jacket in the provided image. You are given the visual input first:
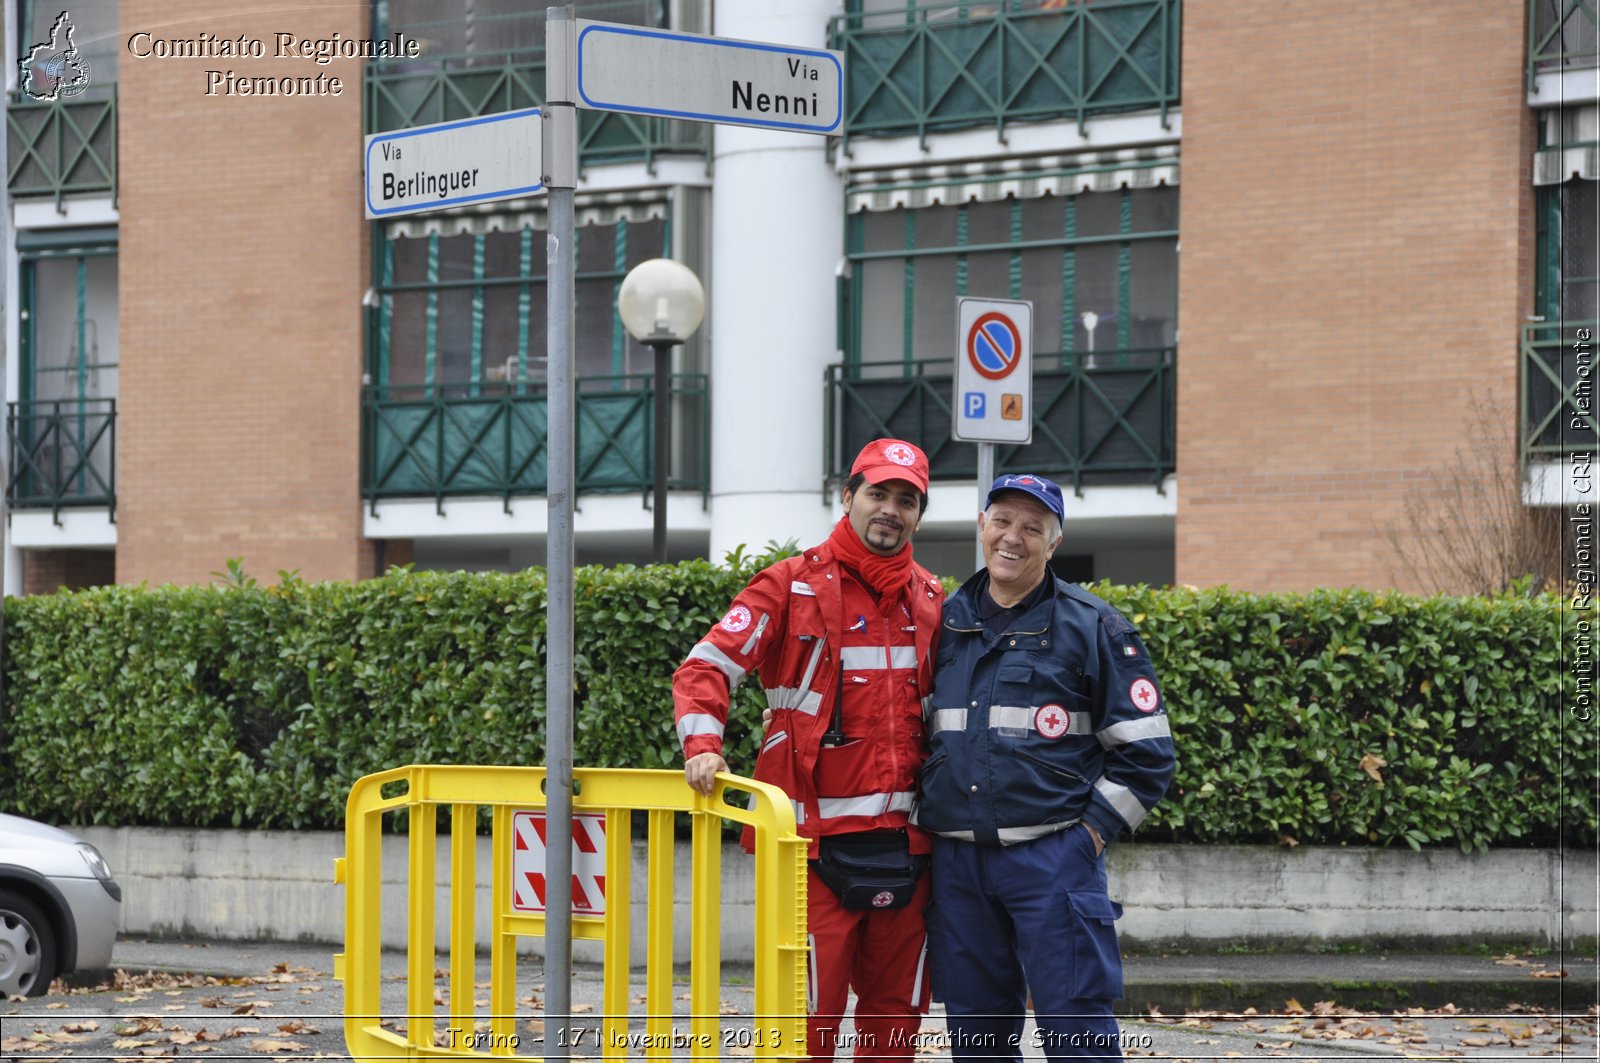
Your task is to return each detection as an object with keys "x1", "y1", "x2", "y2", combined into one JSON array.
[{"x1": 673, "y1": 542, "x2": 945, "y2": 854}]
